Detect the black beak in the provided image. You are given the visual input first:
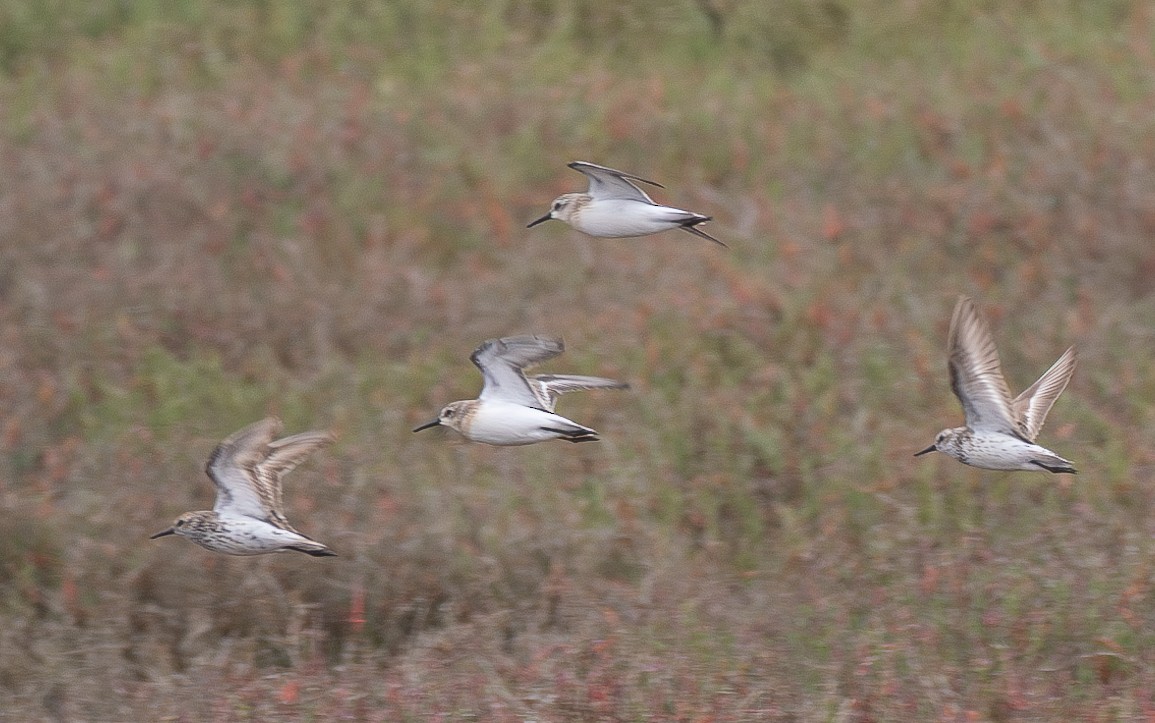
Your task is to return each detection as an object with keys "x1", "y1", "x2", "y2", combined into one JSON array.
[
  {"x1": 150, "y1": 528, "x2": 176, "y2": 539},
  {"x1": 913, "y1": 445, "x2": 937, "y2": 457},
  {"x1": 412, "y1": 419, "x2": 442, "y2": 433},
  {"x1": 526, "y1": 212, "x2": 552, "y2": 228}
]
